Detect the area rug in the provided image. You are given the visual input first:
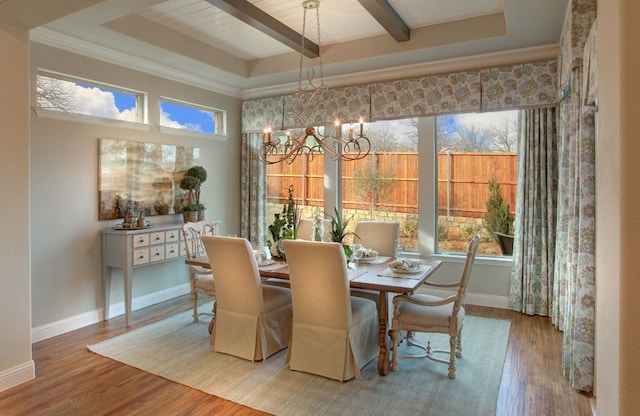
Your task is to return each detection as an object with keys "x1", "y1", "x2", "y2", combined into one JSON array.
[{"x1": 88, "y1": 305, "x2": 510, "y2": 416}]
